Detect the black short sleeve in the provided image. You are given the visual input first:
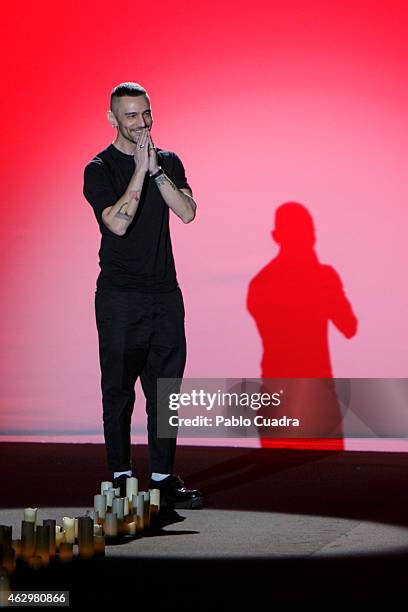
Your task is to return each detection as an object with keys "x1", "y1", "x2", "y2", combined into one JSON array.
[
  {"x1": 83, "y1": 159, "x2": 118, "y2": 226},
  {"x1": 171, "y1": 152, "x2": 192, "y2": 192}
]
